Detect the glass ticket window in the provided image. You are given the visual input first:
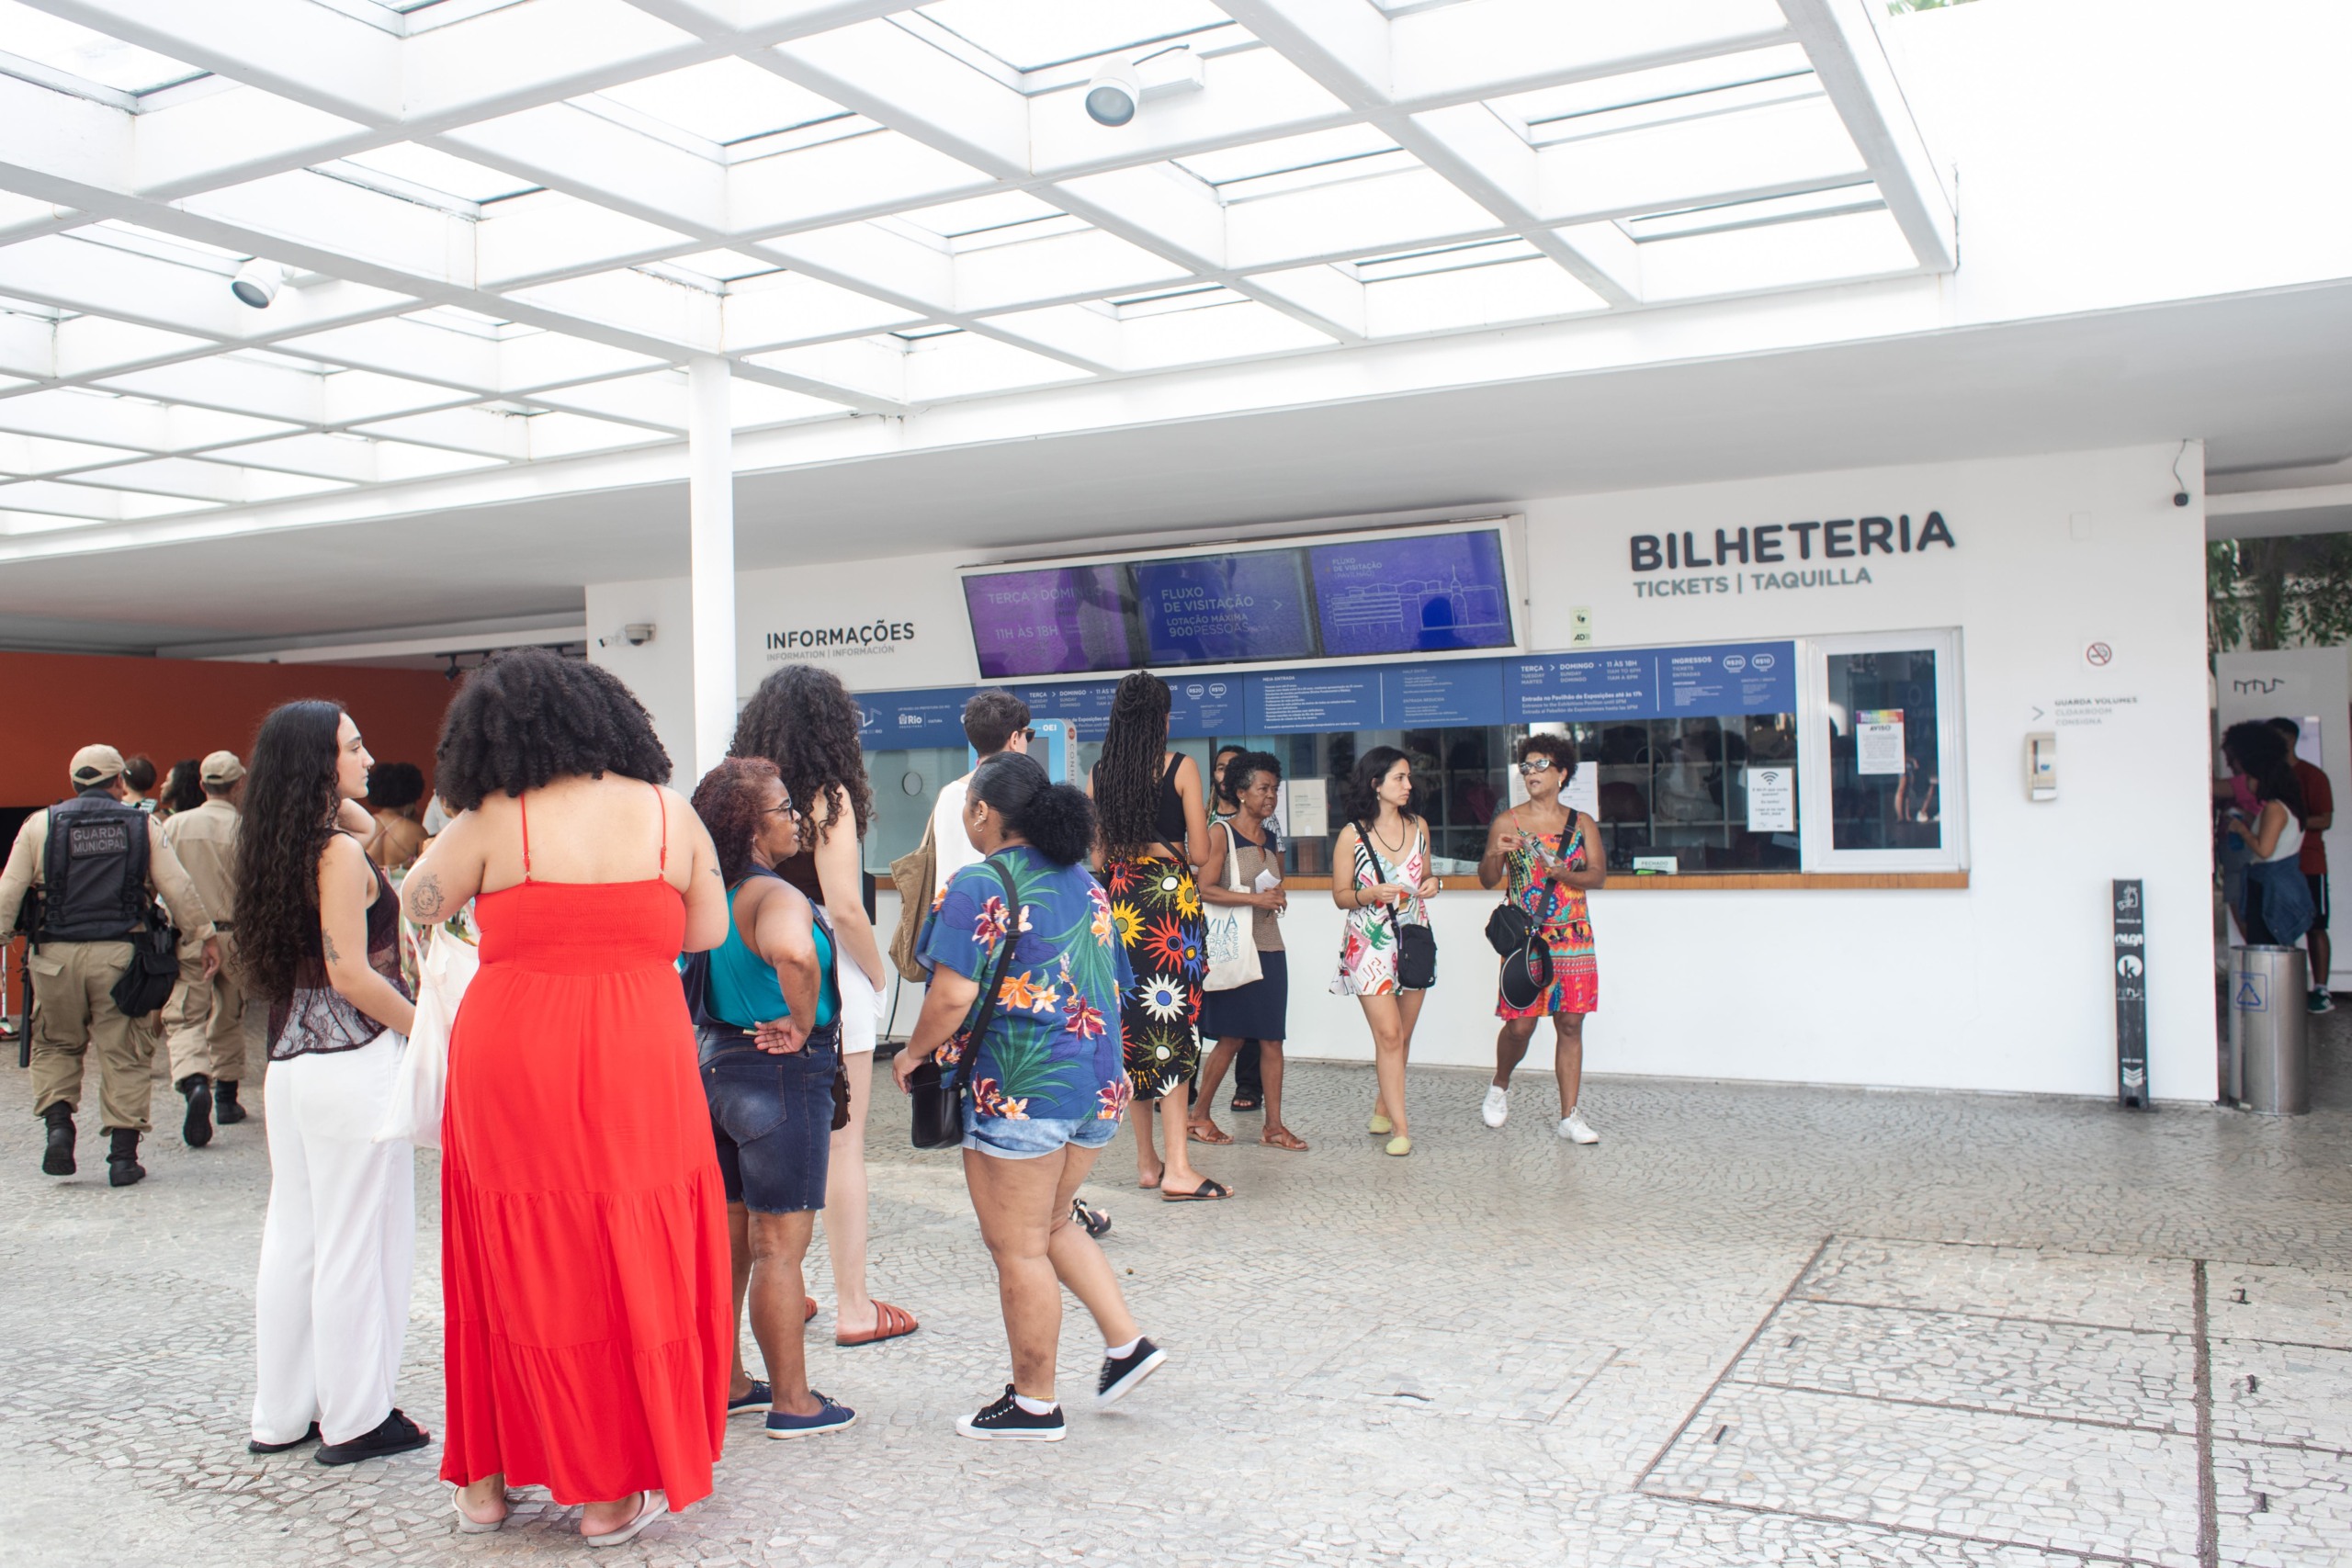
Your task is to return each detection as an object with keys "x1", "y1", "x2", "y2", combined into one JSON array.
[
  {"x1": 865, "y1": 747, "x2": 969, "y2": 877},
  {"x1": 1803, "y1": 631, "x2": 1966, "y2": 872},
  {"x1": 1575, "y1": 715, "x2": 1802, "y2": 874}
]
